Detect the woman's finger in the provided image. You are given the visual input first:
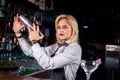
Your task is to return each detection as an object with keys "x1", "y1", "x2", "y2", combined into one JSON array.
[
  {"x1": 21, "y1": 24, "x2": 25, "y2": 29},
  {"x1": 16, "y1": 14, "x2": 19, "y2": 18},
  {"x1": 14, "y1": 14, "x2": 19, "y2": 21},
  {"x1": 32, "y1": 23, "x2": 36, "y2": 31},
  {"x1": 28, "y1": 26, "x2": 32, "y2": 33},
  {"x1": 37, "y1": 26, "x2": 40, "y2": 33}
]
